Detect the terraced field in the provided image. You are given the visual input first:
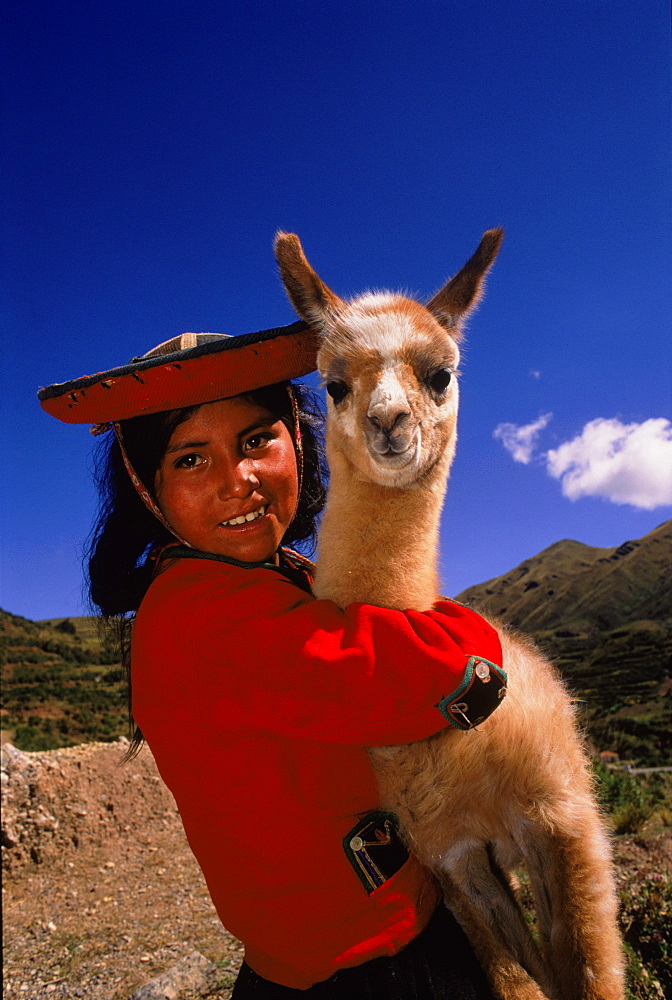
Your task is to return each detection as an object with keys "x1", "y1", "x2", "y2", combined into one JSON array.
[{"x1": 0, "y1": 611, "x2": 127, "y2": 751}]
